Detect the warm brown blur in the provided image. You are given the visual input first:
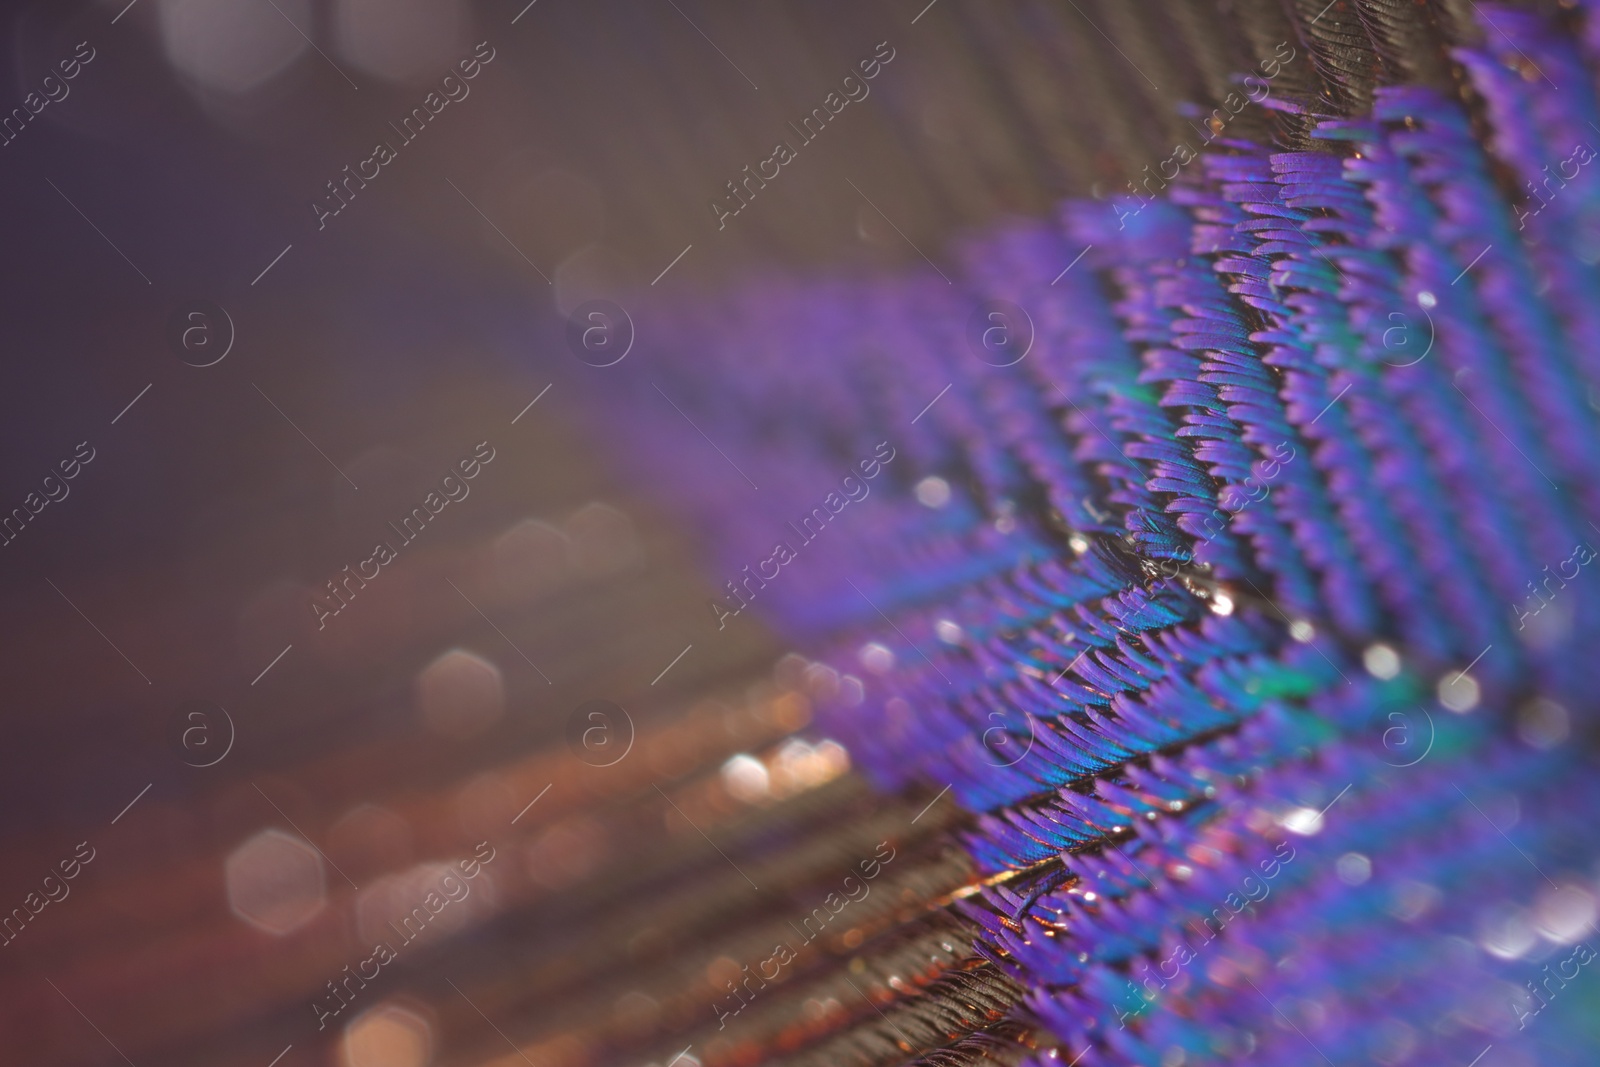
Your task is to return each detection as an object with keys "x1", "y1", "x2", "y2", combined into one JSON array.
[{"x1": 0, "y1": 2, "x2": 1304, "y2": 1065}]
